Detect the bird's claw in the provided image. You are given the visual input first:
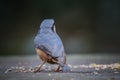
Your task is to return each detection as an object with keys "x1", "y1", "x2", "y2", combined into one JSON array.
[
  {"x1": 55, "y1": 69, "x2": 62, "y2": 72},
  {"x1": 32, "y1": 68, "x2": 41, "y2": 73}
]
